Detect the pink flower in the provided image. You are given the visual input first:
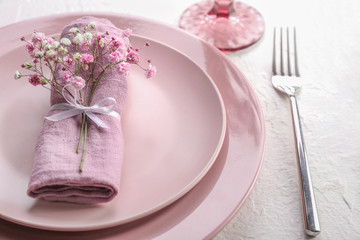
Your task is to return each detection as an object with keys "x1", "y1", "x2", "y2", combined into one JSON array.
[
  {"x1": 64, "y1": 72, "x2": 72, "y2": 84},
  {"x1": 46, "y1": 37, "x2": 54, "y2": 44},
  {"x1": 126, "y1": 51, "x2": 139, "y2": 64},
  {"x1": 28, "y1": 74, "x2": 42, "y2": 86},
  {"x1": 63, "y1": 56, "x2": 74, "y2": 67},
  {"x1": 122, "y1": 28, "x2": 132, "y2": 38},
  {"x1": 92, "y1": 34, "x2": 101, "y2": 45},
  {"x1": 145, "y1": 64, "x2": 157, "y2": 78},
  {"x1": 117, "y1": 62, "x2": 130, "y2": 75},
  {"x1": 108, "y1": 51, "x2": 123, "y2": 63},
  {"x1": 93, "y1": 34, "x2": 107, "y2": 48},
  {"x1": 81, "y1": 41, "x2": 90, "y2": 51},
  {"x1": 71, "y1": 76, "x2": 85, "y2": 90},
  {"x1": 110, "y1": 39, "x2": 124, "y2": 51},
  {"x1": 31, "y1": 32, "x2": 45, "y2": 43},
  {"x1": 81, "y1": 53, "x2": 94, "y2": 63},
  {"x1": 26, "y1": 43, "x2": 35, "y2": 54}
]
